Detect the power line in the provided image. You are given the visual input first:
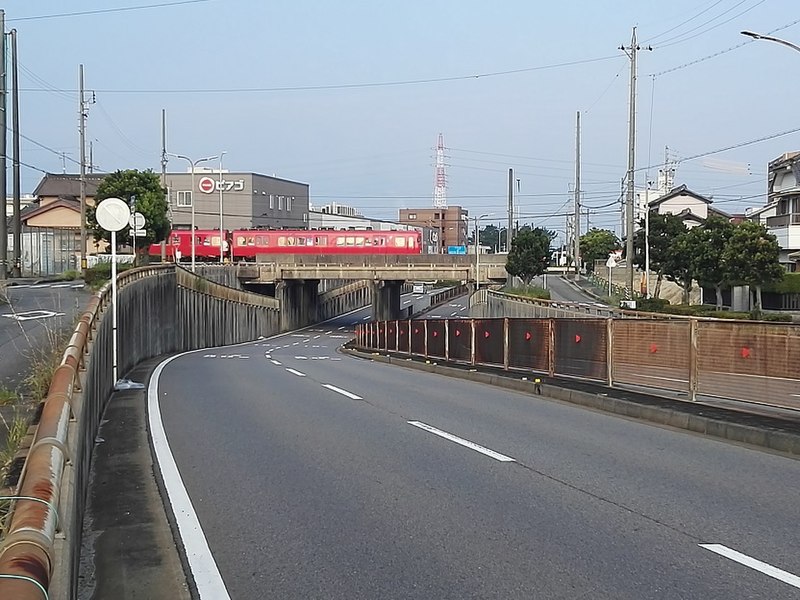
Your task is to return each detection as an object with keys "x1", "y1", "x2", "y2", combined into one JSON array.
[
  {"x1": 654, "y1": 0, "x2": 767, "y2": 49},
  {"x1": 7, "y1": 0, "x2": 211, "y2": 22},
  {"x1": 642, "y1": 0, "x2": 727, "y2": 44},
  {"x1": 677, "y1": 126, "x2": 800, "y2": 164},
  {"x1": 20, "y1": 55, "x2": 623, "y2": 95}
]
